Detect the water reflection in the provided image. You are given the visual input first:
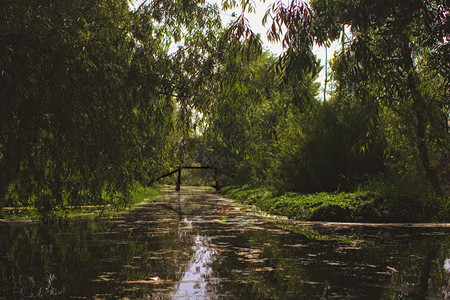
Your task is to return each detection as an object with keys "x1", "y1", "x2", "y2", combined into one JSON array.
[
  {"x1": 0, "y1": 187, "x2": 450, "y2": 299},
  {"x1": 172, "y1": 235, "x2": 218, "y2": 299},
  {"x1": 445, "y1": 259, "x2": 450, "y2": 273}
]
